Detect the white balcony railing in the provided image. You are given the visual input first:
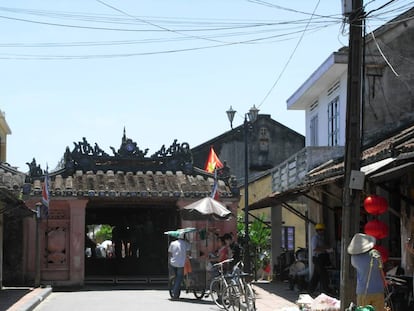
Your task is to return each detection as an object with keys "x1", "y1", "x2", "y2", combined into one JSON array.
[{"x1": 271, "y1": 146, "x2": 344, "y2": 193}]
